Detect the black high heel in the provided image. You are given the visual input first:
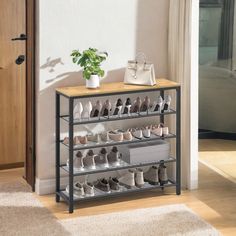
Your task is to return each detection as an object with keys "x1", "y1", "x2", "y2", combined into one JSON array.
[
  {"x1": 101, "y1": 100, "x2": 112, "y2": 118},
  {"x1": 140, "y1": 96, "x2": 150, "y2": 114},
  {"x1": 90, "y1": 100, "x2": 102, "y2": 119},
  {"x1": 113, "y1": 99, "x2": 123, "y2": 117},
  {"x1": 123, "y1": 98, "x2": 132, "y2": 116},
  {"x1": 162, "y1": 95, "x2": 171, "y2": 113},
  {"x1": 131, "y1": 97, "x2": 141, "y2": 114},
  {"x1": 152, "y1": 96, "x2": 163, "y2": 113}
]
